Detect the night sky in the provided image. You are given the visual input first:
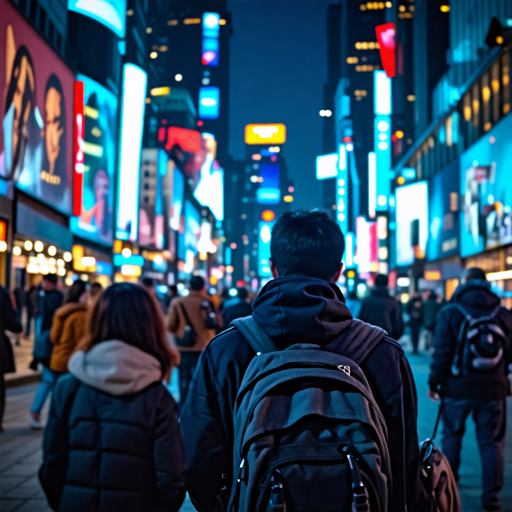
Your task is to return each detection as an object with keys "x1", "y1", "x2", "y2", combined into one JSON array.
[{"x1": 228, "y1": 0, "x2": 334, "y2": 210}]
